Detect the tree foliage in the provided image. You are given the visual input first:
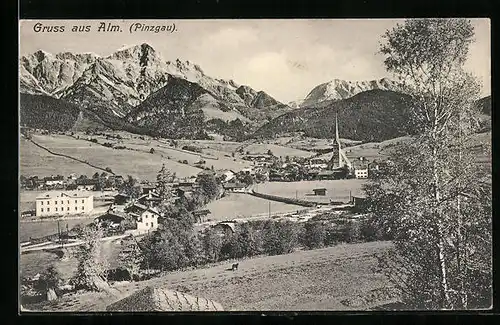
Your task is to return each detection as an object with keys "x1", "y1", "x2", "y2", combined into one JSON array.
[
  {"x1": 156, "y1": 164, "x2": 174, "y2": 201},
  {"x1": 262, "y1": 220, "x2": 298, "y2": 256},
  {"x1": 301, "y1": 221, "x2": 326, "y2": 249},
  {"x1": 34, "y1": 265, "x2": 61, "y2": 296},
  {"x1": 368, "y1": 18, "x2": 491, "y2": 309},
  {"x1": 70, "y1": 223, "x2": 109, "y2": 292},
  {"x1": 118, "y1": 235, "x2": 144, "y2": 281},
  {"x1": 119, "y1": 175, "x2": 142, "y2": 199},
  {"x1": 197, "y1": 172, "x2": 221, "y2": 202}
]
